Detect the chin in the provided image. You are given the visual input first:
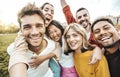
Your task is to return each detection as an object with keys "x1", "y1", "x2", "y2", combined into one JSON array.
[
  {"x1": 71, "y1": 47, "x2": 77, "y2": 50},
  {"x1": 56, "y1": 39, "x2": 59, "y2": 42},
  {"x1": 103, "y1": 40, "x2": 119, "y2": 48},
  {"x1": 29, "y1": 42, "x2": 41, "y2": 47},
  {"x1": 30, "y1": 44, "x2": 38, "y2": 47}
]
